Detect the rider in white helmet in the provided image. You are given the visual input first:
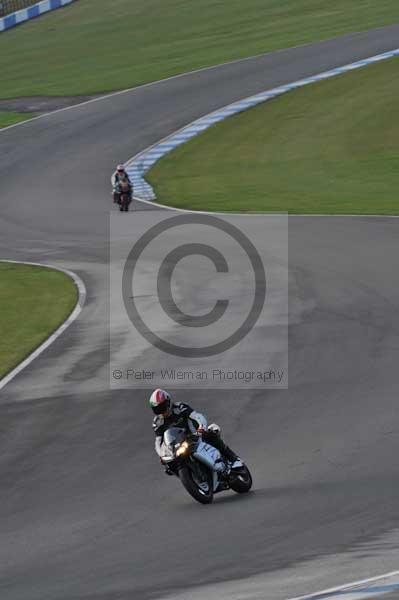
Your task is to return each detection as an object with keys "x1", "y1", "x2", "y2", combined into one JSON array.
[
  {"x1": 111, "y1": 164, "x2": 132, "y2": 204},
  {"x1": 149, "y1": 389, "x2": 241, "y2": 475}
]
